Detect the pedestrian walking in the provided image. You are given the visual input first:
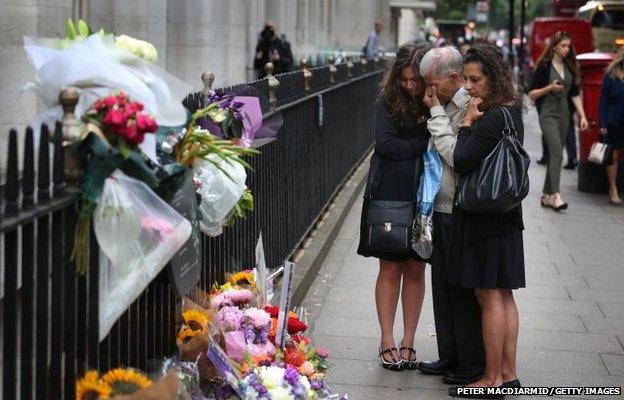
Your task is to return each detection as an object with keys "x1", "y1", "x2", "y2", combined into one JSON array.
[
  {"x1": 363, "y1": 21, "x2": 383, "y2": 60},
  {"x1": 357, "y1": 43, "x2": 430, "y2": 372},
  {"x1": 599, "y1": 46, "x2": 624, "y2": 205},
  {"x1": 536, "y1": 95, "x2": 579, "y2": 170},
  {"x1": 253, "y1": 21, "x2": 293, "y2": 79},
  {"x1": 447, "y1": 44, "x2": 526, "y2": 398},
  {"x1": 417, "y1": 46, "x2": 485, "y2": 385},
  {"x1": 528, "y1": 31, "x2": 588, "y2": 211}
]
